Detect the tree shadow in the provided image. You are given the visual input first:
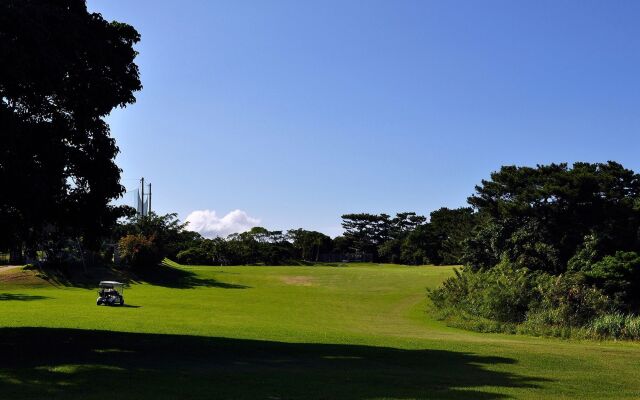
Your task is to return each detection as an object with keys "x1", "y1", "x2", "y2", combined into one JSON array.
[
  {"x1": 0, "y1": 293, "x2": 50, "y2": 301},
  {"x1": 27, "y1": 263, "x2": 249, "y2": 290},
  {"x1": 22, "y1": 264, "x2": 129, "y2": 289},
  {"x1": 0, "y1": 327, "x2": 550, "y2": 400},
  {"x1": 134, "y1": 263, "x2": 250, "y2": 289}
]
